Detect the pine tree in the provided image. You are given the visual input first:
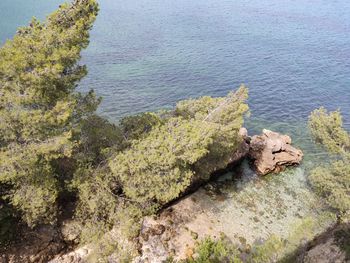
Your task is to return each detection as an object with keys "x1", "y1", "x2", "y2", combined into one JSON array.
[
  {"x1": 309, "y1": 108, "x2": 350, "y2": 221},
  {"x1": 109, "y1": 86, "x2": 249, "y2": 204},
  {"x1": 0, "y1": 0, "x2": 99, "y2": 227}
]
